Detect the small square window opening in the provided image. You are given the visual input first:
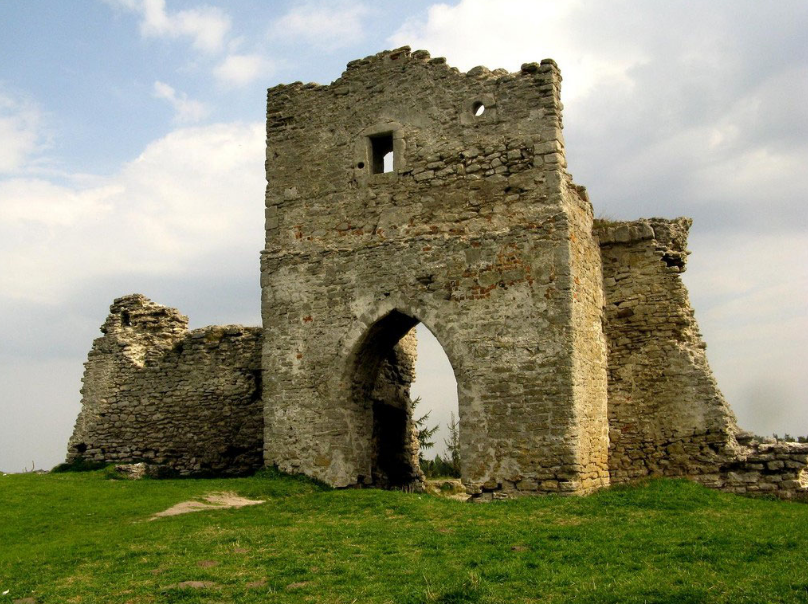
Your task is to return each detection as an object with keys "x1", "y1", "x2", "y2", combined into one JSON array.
[{"x1": 370, "y1": 133, "x2": 394, "y2": 174}]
